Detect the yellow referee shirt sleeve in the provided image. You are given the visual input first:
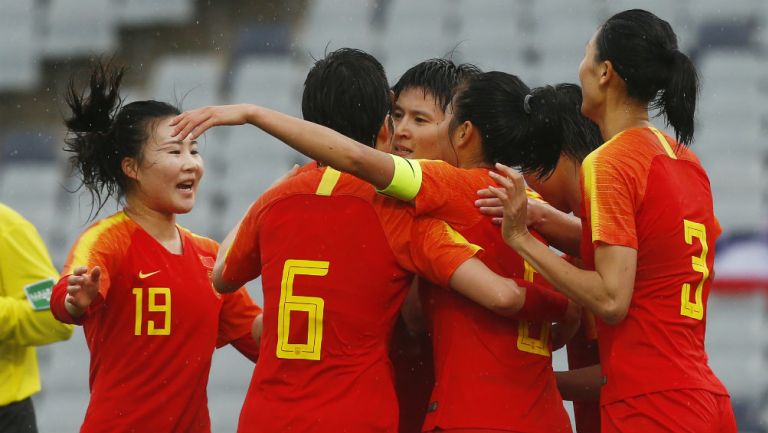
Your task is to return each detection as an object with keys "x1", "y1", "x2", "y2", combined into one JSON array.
[
  {"x1": 0, "y1": 210, "x2": 73, "y2": 346},
  {"x1": 376, "y1": 155, "x2": 423, "y2": 201}
]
